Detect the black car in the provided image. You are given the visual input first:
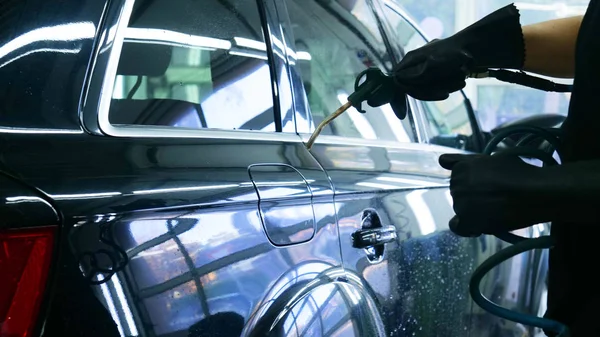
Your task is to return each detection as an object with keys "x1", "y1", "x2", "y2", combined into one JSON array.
[{"x1": 0, "y1": 0, "x2": 554, "y2": 336}]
